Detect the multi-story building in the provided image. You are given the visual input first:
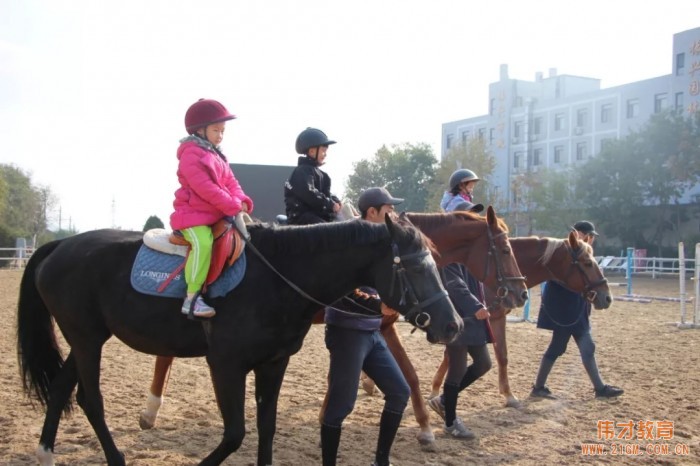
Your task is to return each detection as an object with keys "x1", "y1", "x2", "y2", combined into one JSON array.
[{"x1": 441, "y1": 26, "x2": 700, "y2": 211}]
